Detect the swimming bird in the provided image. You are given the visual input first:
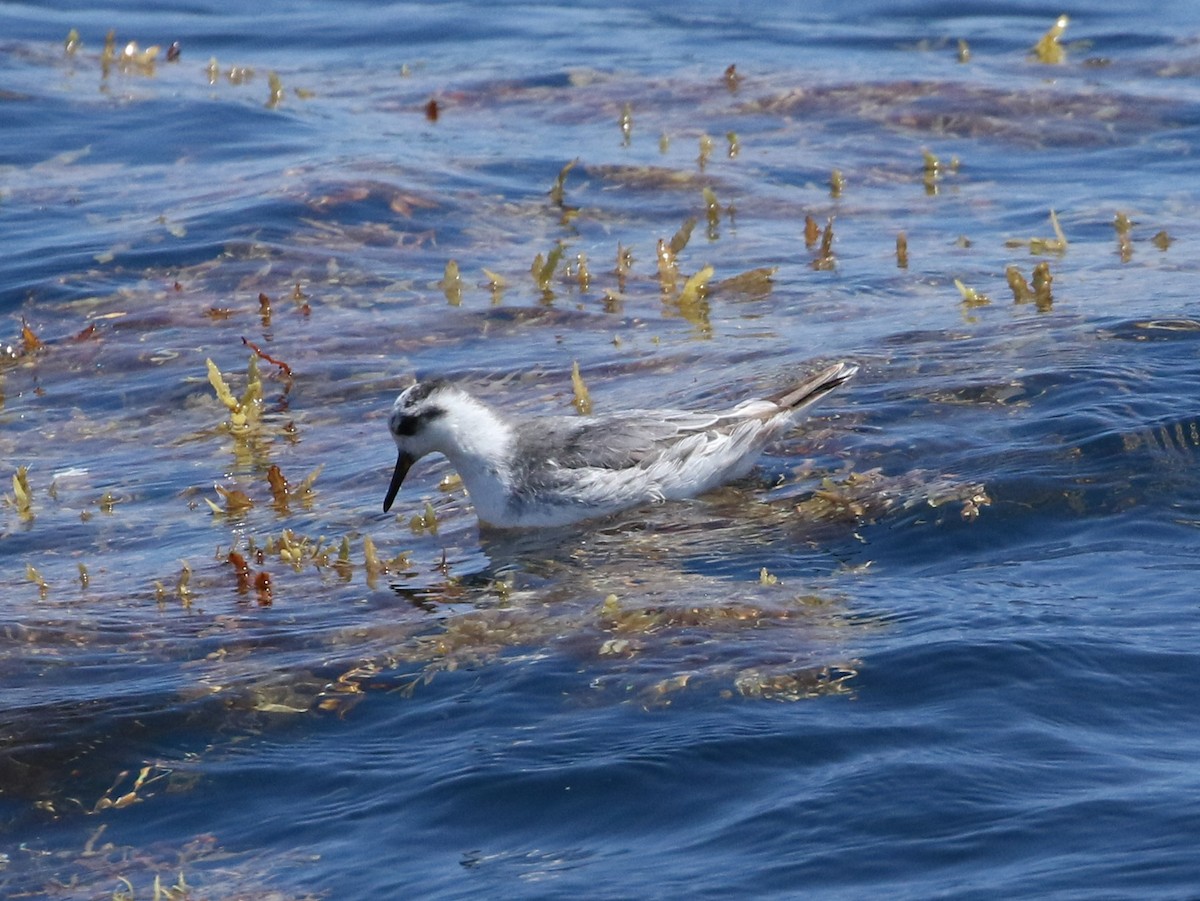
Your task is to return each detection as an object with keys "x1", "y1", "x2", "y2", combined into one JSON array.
[{"x1": 383, "y1": 362, "x2": 857, "y2": 528}]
